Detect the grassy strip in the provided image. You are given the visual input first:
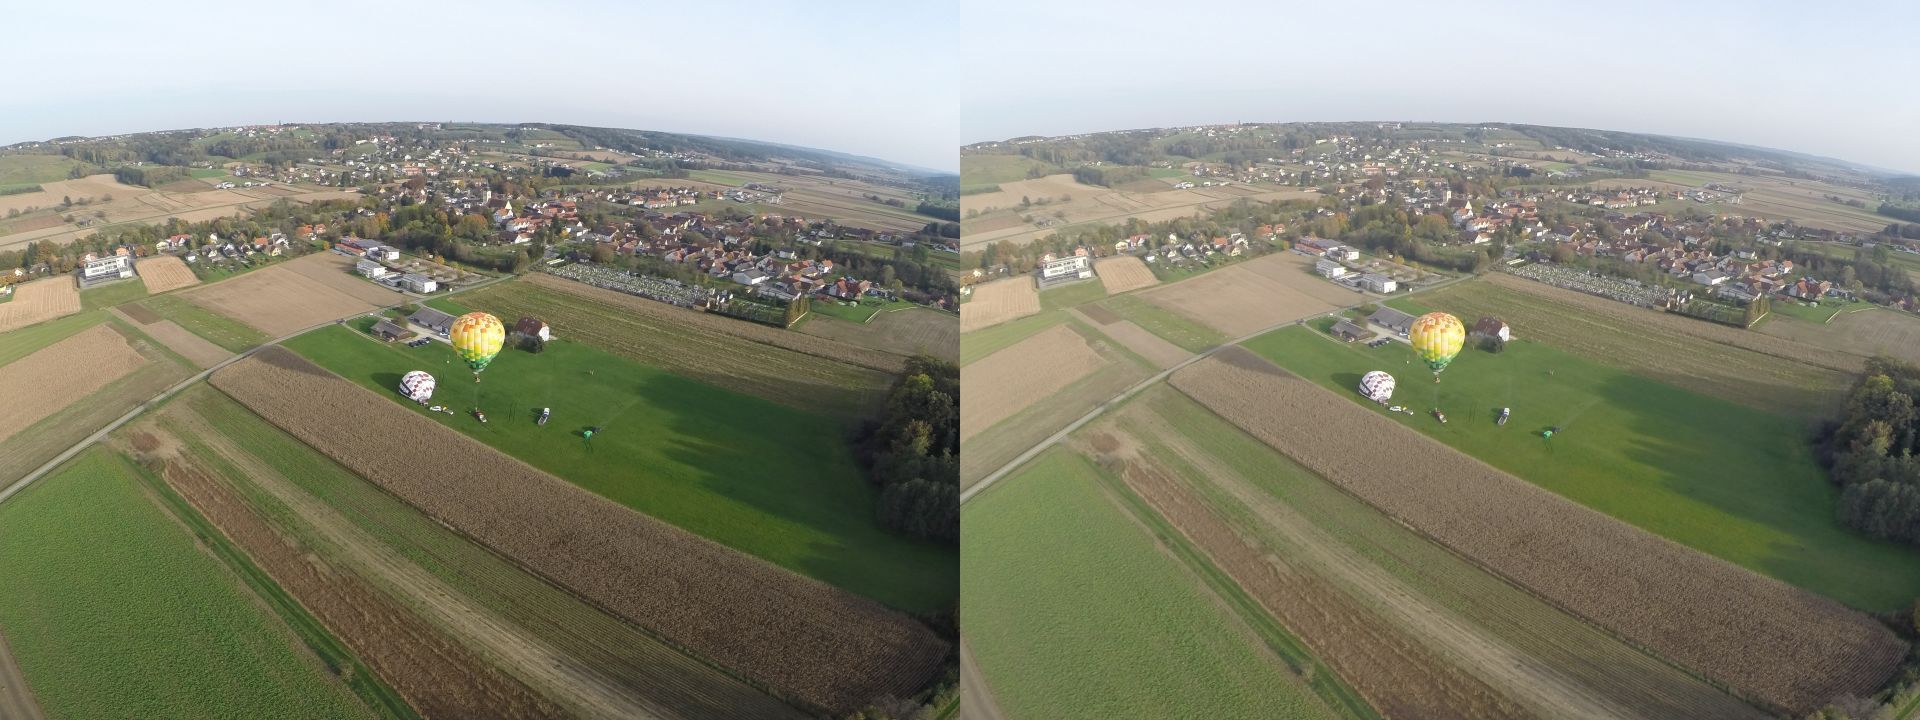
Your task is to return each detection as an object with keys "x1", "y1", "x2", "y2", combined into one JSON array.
[
  {"x1": 1090, "y1": 463, "x2": 1381, "y2": 720},
  {"x1": 131, "y1": 456, "x2": 420, "y2": 720}
]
